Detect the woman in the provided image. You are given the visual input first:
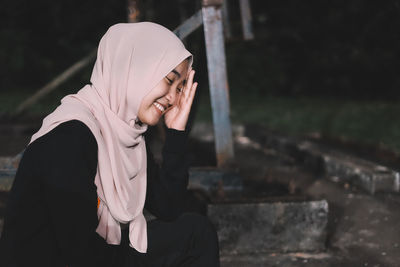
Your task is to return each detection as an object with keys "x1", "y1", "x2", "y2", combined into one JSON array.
[{"x1": 0, "y1": 22, "x2": 220, "y2": 267}]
